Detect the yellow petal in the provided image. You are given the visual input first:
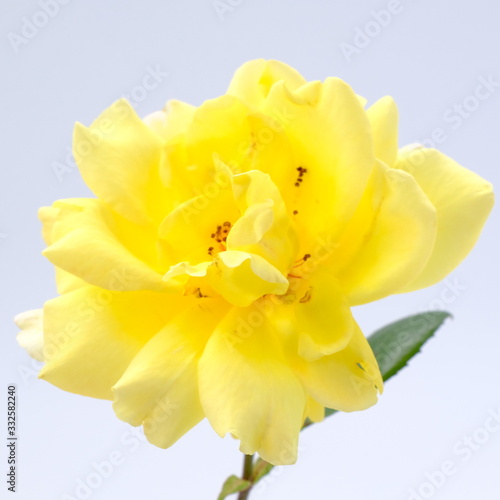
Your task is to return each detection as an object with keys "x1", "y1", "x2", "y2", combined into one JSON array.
[
  {"x1": 42, "y1": 199, "x2": 174, "y2": 292},
  {"x1": 38, "y1": 205, "x2": 88, "y2": 294},
  {"x1": 112, "y1": 298, "x2": 228, "y2": 448},
  {"x1": 304, "y1": 396, "x2": 325, "y2": 423},
  {"x1": 40, "y1": 286, "x2": 190, "y2": 400},
  {"x1": 207, "y1": 250, "x2": 289, "y2": 307},
  {"x1": 158, "y1": 186, "x2": 239, "y2": 265},
  {"x1": 163, "y1": 261, "x2": 211, "y2": 285},
  {"x1": 162, "y1": 98, "x2": 298, "y2": 208},
  {"x1": 144, "y1": 99, "x2": 196, "y2": 142},
  {"x1": 228, "y1": 169, "x2": 299, "y2": 273},
  {"x1": 293, "y1": 322, "x2": 383, "y2": 412},
  {"x1": 335, "y1": 161, "x2": 437, "y2": 305},
  {"x1": 291, "y1": 272, "x2": 355, "y2": 361},
  {"x1": 73, "y1": 99, "x2": 169, "y2": 225},
  {"x1": 243, "y1": 113, "x2": 297, "y2": 190},
  {"x1": 227, "y1": 59, "x2": 306, "y2": 108},
  {"x1": 53, "y1": 268, "x2": 86, "y2": 294},
  {"x1": 38, "y1": 205, "x2": 59, "y2": 244},
  {"x1": 262, "y1": 78, "x2": 375, "y2": 245},
  {"x1": 185, "y1": 95, "x2": 252, "y2": 181},
  {"x1": 198, "y1": 306, "x2": 306, "y2": 465},
  {"x1": 14, "y1": 309, "x2": 44, "y2": 362},
  {"x1": 394, "y1": 147, "x2": 494, "y2": 291},
  {"x1": 146, "y1": 100, "x2": 198, "y2": 196},
  {"x1": 227, "y1": 200, "x2": 274, "y2": 247},
  {"x1": 366, "y1": 96, "x2": 399, "y2": 166}
]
